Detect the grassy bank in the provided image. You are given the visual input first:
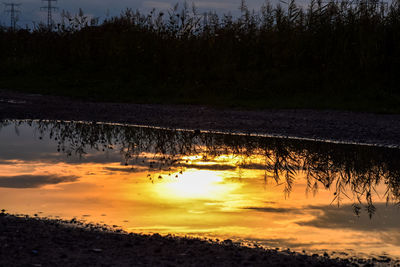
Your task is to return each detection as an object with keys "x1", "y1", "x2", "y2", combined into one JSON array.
[{"x1": 1, "y1": 0, "x2": 400, "y2": 112}]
